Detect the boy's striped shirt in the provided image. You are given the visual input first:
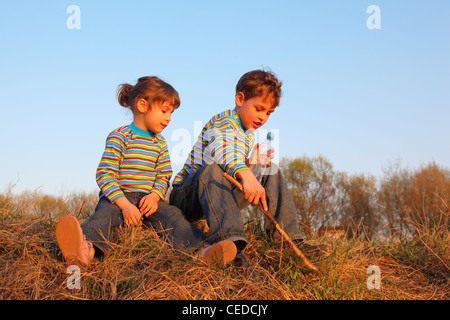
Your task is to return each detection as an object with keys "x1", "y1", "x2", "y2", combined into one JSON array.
[
  {"x1": 96, "y1": 123, "x2": 172, "y2": 202},
  {"x1": 173, "y1": 109, "x2": 254, "y2": 185}
]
